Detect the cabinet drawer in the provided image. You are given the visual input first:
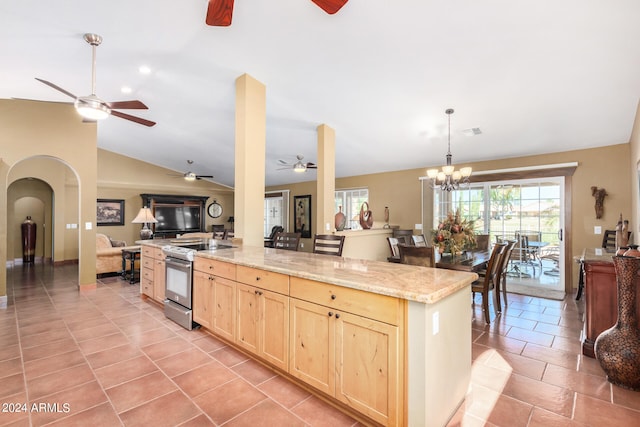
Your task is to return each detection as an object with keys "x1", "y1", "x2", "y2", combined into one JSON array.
[
  {"x1": 141, "y1": 266, "x2": 154, "y2": 281},
  {"x1": 153, "y1": 247, "x2": 166, "y2": 260},
  {"x1": 141, "y1": 277, "x2": 153, "y2": 297},
  {"x1": 237, "y1": 265, "x2": 289, "y2": 295},
  {"x1": 141, "y1": 257, "x2": 154, "y2": 270},
  {"x1": 290, "y1": 277, "x2": 402, "y2": 325},
  {"x1": 141, "y1": 245, "x2": 155, "y2": 258},
  {"x1": 194, "y1": 257, "x2": 236, "y2": 280}
]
